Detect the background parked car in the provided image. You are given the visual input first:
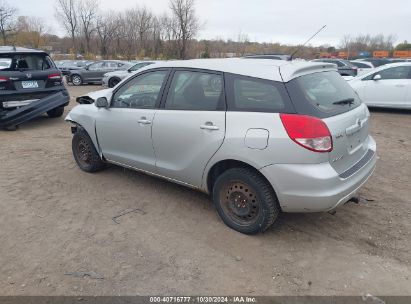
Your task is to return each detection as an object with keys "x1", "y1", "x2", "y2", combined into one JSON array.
[
  {"x1": 56, "y1": 60, "x2": 94, "y2": 76},
  {"x1": 0, "y1": 46, "x2": 70, "y2": 130},
  {"x1": 243, "y1": 54, "x2": 291, "y2": 60},
  {"x1": 356, "y1": 58, "x2": 391, "y2": 67},
  {"x1": 102, "y1": 61, "x2": 159, "y2": 88},
  {"x1": 350, "y1": 60, "x2": 375, "y2": 76},
  {"x1": 348, "y1": 62, "x2": 411, "y2": 109},
  {"x1": 312, "y1": 58, "x2": 358, "y2": 76},
  {"x1": 67, "y1": 60, "x2": 132, "y2": 86}
]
